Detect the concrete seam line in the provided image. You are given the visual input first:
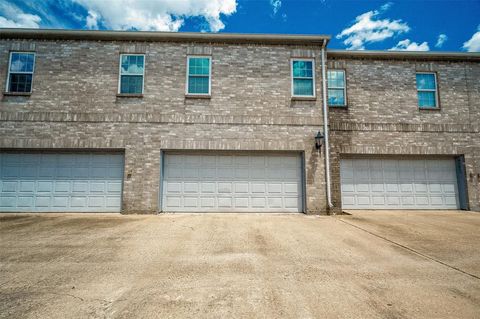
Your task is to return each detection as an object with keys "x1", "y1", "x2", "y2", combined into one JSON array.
[{"x1": 338, "y1": 218, "x2": 480, "y2": 280}]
